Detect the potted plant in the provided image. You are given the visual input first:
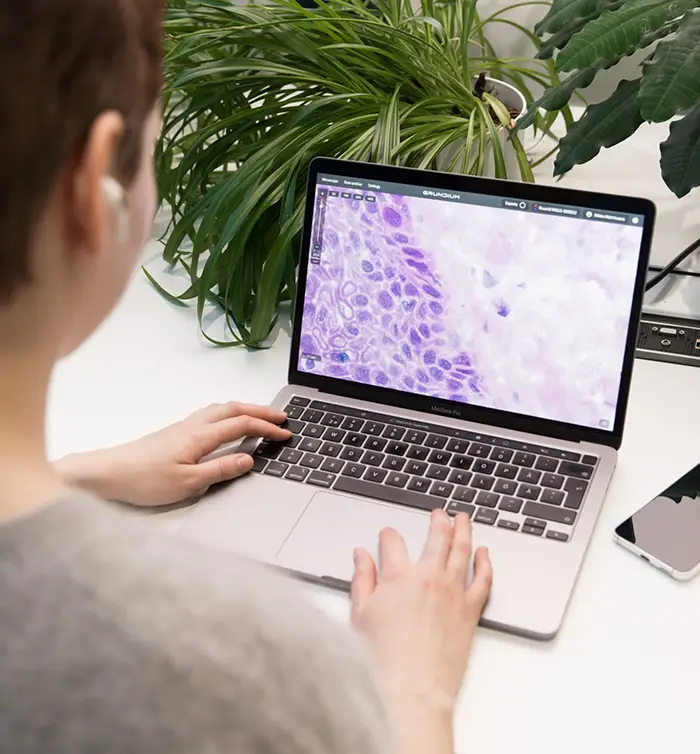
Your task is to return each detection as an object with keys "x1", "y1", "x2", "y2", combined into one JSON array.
[
  {"x1": 155, "y1": 0, "x2": 569, "y2": 346},
  {"x1": 521, "y1": 0, "x2": 700, "y2": 198}
]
